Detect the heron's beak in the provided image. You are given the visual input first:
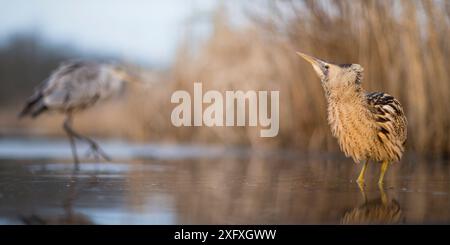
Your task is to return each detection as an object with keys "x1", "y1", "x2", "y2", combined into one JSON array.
[
  {"x1": 124, "y1": 73, "x2": 143, "y2": 84},
  {"x1": 115, "y1": 69, "x2": 143, "y2": 84},
  {"x1": 297, "y1": 52, "x2": 329, "y2": 78}
]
